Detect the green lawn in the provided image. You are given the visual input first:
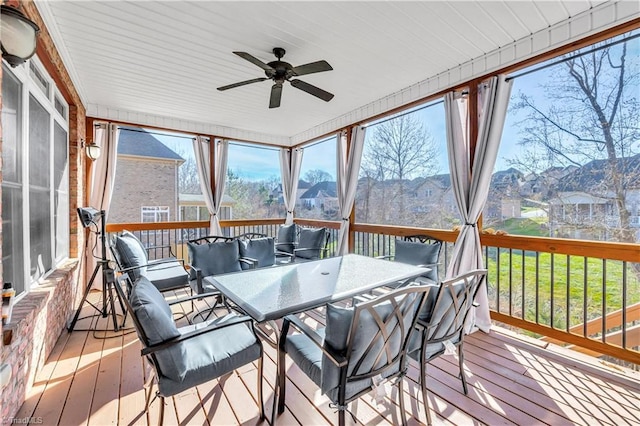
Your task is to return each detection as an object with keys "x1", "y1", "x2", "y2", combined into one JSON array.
[{"x1": 485, "y1": 250, "x2": 640, "y2": 333}]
